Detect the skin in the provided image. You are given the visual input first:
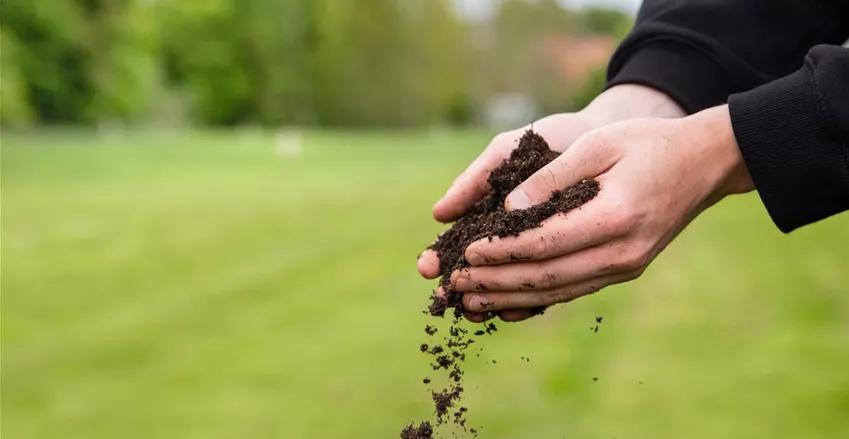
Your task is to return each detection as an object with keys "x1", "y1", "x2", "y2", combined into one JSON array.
[{"x1": 418, "y1": 87, "x2": 754, "y2": 323}]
